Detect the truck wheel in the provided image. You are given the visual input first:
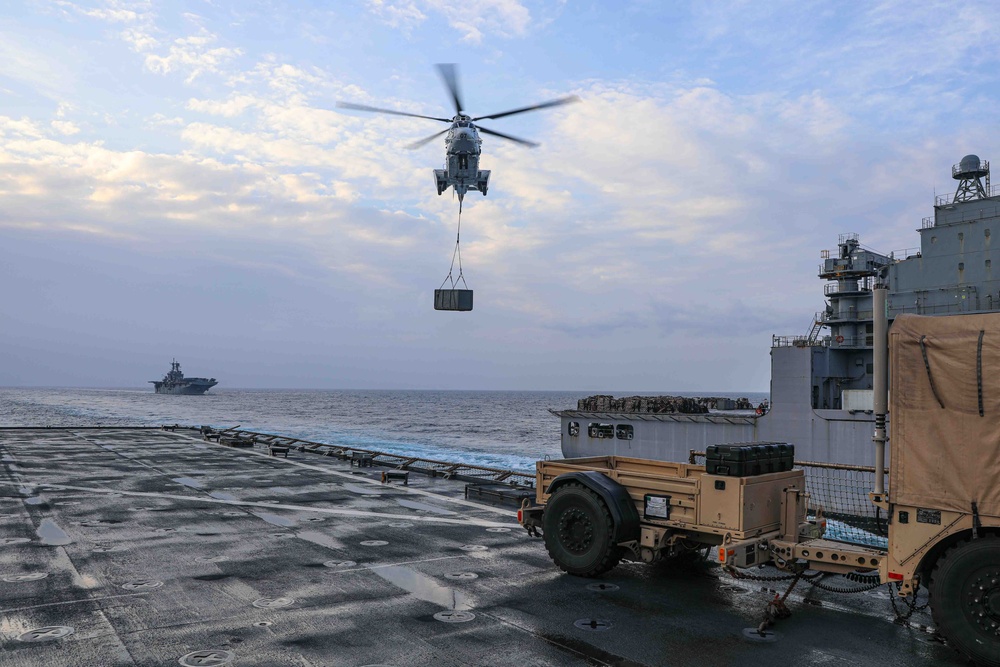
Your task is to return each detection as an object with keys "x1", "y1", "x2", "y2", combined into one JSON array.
[
  {"x1": 542, "y1": 482, "x2": 623, "y2": 577},
  {"x1": 930, "y1": 535, "x2": 1000, "y2": 667}
]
